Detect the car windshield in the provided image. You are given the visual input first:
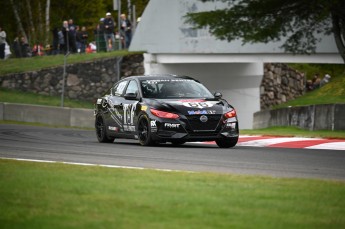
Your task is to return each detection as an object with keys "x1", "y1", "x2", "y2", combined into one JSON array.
[{"x1": 141, "y1": 79, "x2": 214, "y2": 99}]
